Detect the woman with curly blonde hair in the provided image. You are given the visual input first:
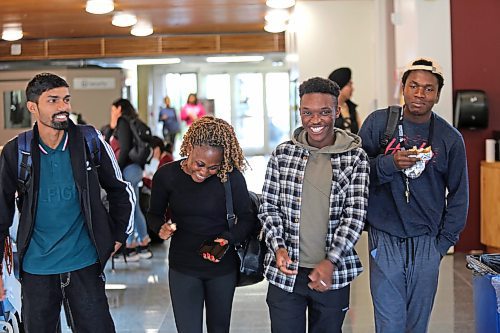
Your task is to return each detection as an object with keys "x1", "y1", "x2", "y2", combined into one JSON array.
[{"x1": 147, "y1": 116, "x2": 254, "y2": 333}]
